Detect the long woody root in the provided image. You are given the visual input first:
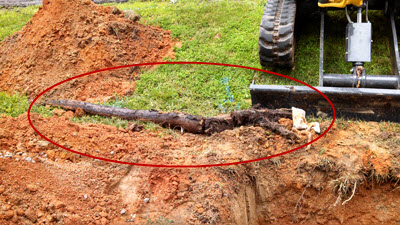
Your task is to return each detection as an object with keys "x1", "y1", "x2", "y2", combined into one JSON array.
[{"x1": 47, "y1": 99, "x2": 298, "y2": 139}]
